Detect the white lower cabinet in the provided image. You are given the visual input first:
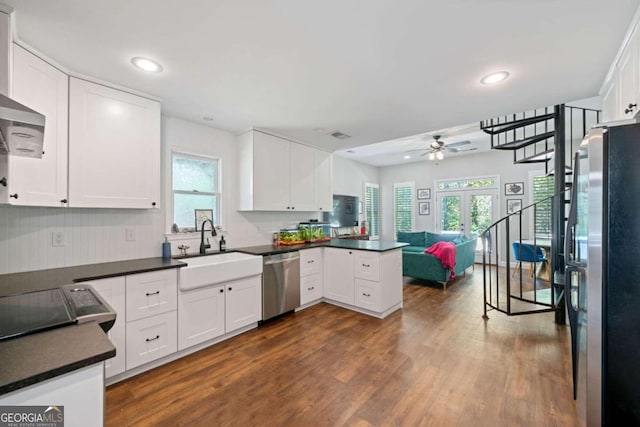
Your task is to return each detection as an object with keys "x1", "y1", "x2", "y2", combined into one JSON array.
[
  {"x1": 225, "y1": 276, "x2": 262, "y2": 332},
  {"x1": 323, "y1": 248, "x2": 403, "y2": 316},
  {"x1": 124, "y1": 269, "x2": 178, "y2": 370},
  {"x1": 126, "y1": 311, "x2": 177, "y2": 370},
  {"x1": 178, "y1": 284, "x2": 225, "y2": 351},
  {"x1": 87, "y1": 277, "x2": 126, "y2": 378},
  {"x1": 323, "y1": 248, "x2": 355, "y2": 305},
  {"x1": 300, "y1": 248, "x2": 323, "y2": 306},
  {"x1": 178, "y1": 275, "x2": 261, "y2": 351}
]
